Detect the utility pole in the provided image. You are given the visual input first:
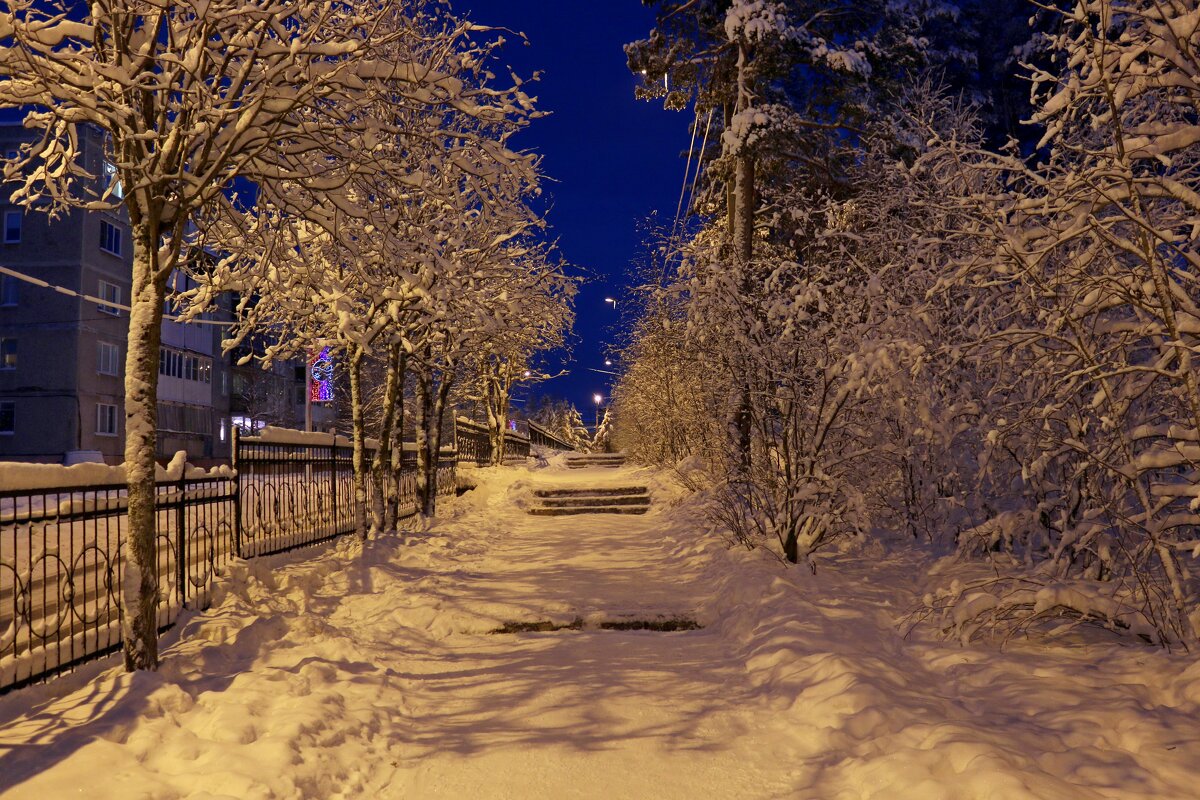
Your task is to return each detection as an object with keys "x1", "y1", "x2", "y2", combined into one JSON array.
[{"x1": 304, "y1": 351, "x2": 312, "y2": 433}]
